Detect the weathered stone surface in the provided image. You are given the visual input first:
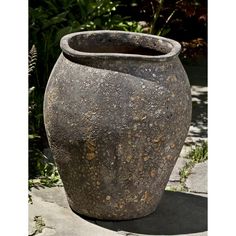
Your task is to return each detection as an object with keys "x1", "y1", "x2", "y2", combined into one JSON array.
[
  {"x1": 186, "y1": 161, "x2": 208, "y2": 193},
  {"x1": 44, "y1": 30, "x2": 192, "y2": 220}
]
